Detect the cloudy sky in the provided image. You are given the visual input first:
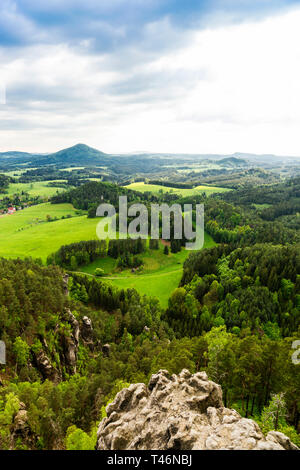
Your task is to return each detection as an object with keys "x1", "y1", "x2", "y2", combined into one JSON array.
[{"x1": 1, "y1": 0, "x2": 300, "y2": 155}]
